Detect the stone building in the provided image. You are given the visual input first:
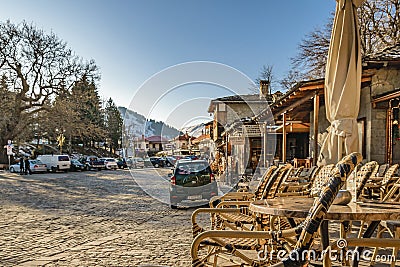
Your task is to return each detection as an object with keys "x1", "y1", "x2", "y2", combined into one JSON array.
[
  {"x1": 259, "y1": 44, "x2": 400, "y2": 166},
  {"x1": 207, "y1": 93, "x2": 270, "y2": 179}
]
